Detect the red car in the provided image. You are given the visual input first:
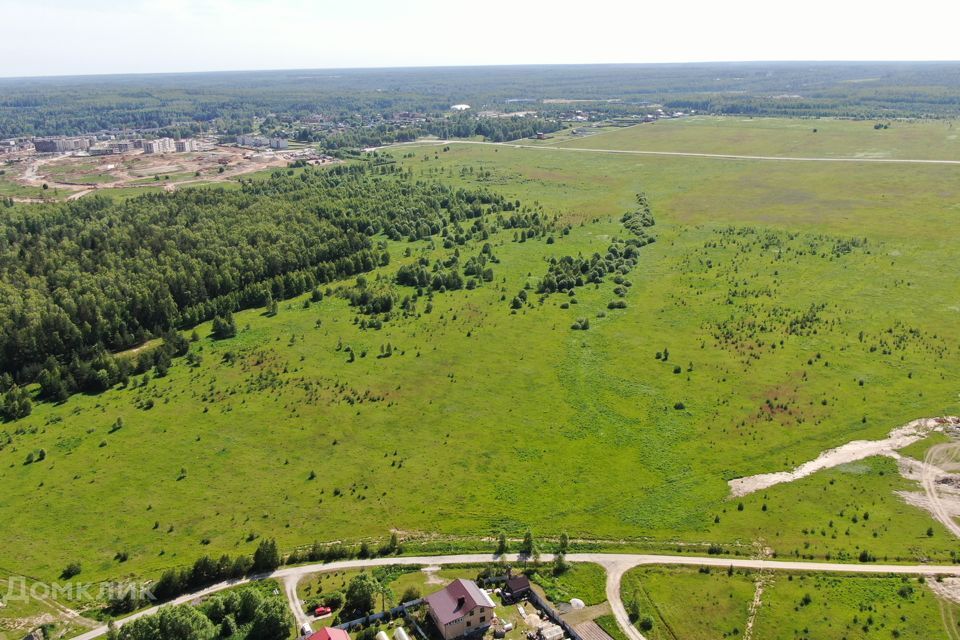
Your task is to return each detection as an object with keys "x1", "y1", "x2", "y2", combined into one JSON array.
[{"x1": 315, "y1": 606, "x2": 332, "y2": 617}]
